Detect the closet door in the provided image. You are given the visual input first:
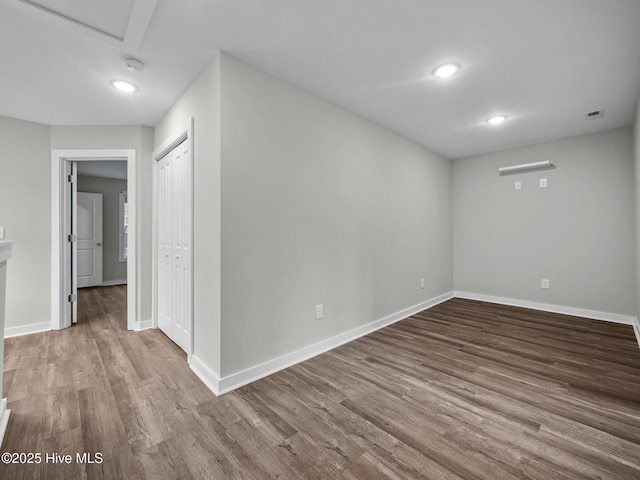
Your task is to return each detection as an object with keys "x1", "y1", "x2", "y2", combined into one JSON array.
[
  {"x1": 156, "y1": 138, "x2": 192, "y2": 354},
  {"x1": 171, "y1": 142, "x2": 191, "y2": 352},
  {"x1": 157, "y1": 153, "x2": 173, "y2": 339}
]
